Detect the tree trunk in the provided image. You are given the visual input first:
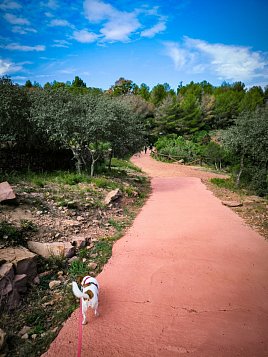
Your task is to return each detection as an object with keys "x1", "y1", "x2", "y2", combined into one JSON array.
[{"x1": 236, "y1": 153, "x2": 244, "y2": 187}]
